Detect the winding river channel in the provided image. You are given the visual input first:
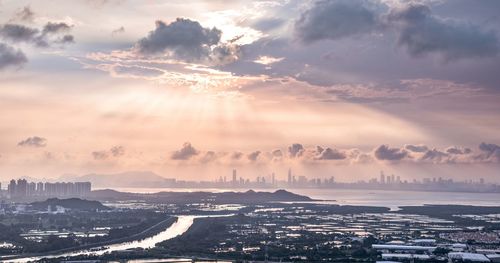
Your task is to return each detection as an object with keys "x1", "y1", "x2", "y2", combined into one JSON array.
[{"x1": 5, "y1": 215, "x2": 227, "y2": 263}]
